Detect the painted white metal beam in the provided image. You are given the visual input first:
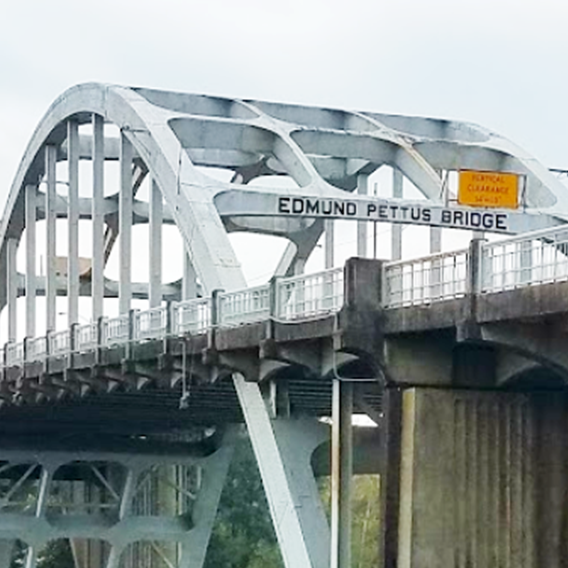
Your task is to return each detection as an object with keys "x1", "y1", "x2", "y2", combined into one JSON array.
[
  {"x1": 25, "y1": 185, "x2": 36, "y2": 338},
  {"x1": 92, "y1": 114, "x2": 105, "y2": 320},
  {"x1": 119, "y1": 133, "x2": 133, "y2": 314},
  {"x1": 357, "y1": 174, "x2": 368, "y2": 257},
  {"x1": 392, "y1": 168, "x2": 403, "y2": 260},
  {"x1": 149, "y1": 178, "x2": 163, "y2": 308},
  {"x1": 233, "y1": 373, "x2": 330, "y2": 568},
  {"x1": 330, "y1": 379, "x2": 353, "y2": 568},
  {"x1": 6, "y1": 238, "x2": 17, "y2": 342},
  {"x1": 45, "y1": 145, "x2": 57, "y2": 332},
  {"x1": 67, "y1": 119, "x2": 80, "y2": 326},
  {"x1": 182, "y1": 250, "x2": 197, "y2": 300}
]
